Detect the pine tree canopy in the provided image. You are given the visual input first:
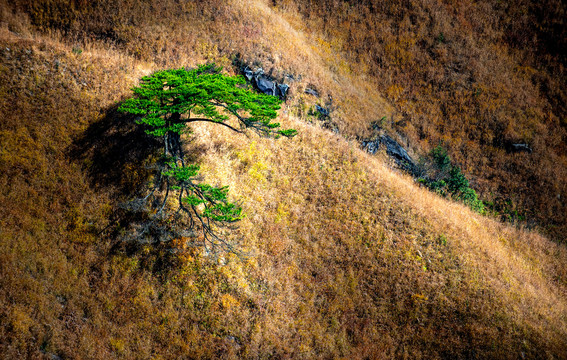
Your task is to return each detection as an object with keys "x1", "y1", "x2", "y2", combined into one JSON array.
[
  {"x1": 119, "y1": 63, "x2": 297, "y2": 138},
  {"x1": 118, "y1": 64, "x2": 296, "y2": 254}
]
